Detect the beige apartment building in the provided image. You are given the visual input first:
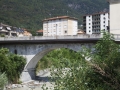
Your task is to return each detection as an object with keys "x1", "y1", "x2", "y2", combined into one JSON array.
[
  {"x1": 43, "y1": 16, "x2": 78, "y2": 36},
  {"x1": 108, "y1": 0, "x2": 120, "y2": 34}
]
